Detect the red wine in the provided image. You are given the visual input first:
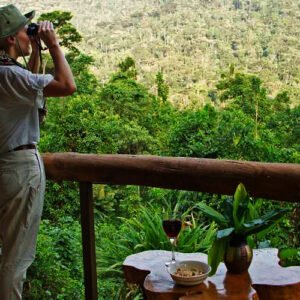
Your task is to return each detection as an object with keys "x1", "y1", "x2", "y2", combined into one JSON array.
[{"x1": 162, "y1": 219, "x2": 182, "y2": 238}]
